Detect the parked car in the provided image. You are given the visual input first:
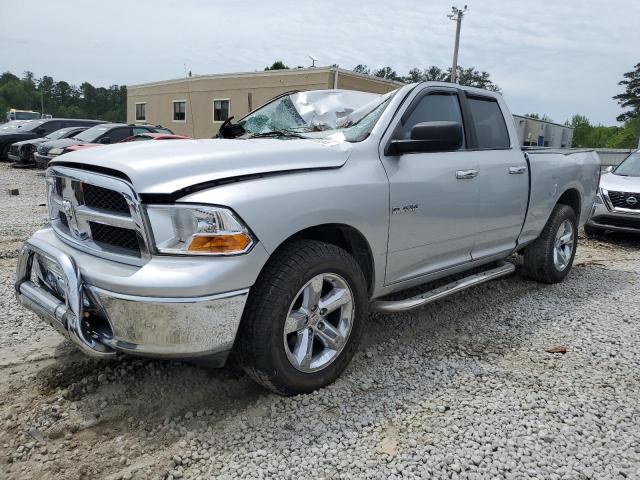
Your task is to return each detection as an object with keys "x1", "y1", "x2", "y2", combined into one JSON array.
[
  {"x1": 8, "y1": 126, "x2": 91, "y2": 167},
  {"x1": 585, "y1": 150, "x2": 640, "y2": 235},
  {"x1": 64, "y1": 132, "x2": 190, "y2": 153},
  {"x1": 33, "y1": 123, "x2": 174, "y2": 168},
  {"x1": 15, "y1": 83, "x2": 599, "y2": 395},
  {"x1": 0, "y1": 118, "x2": 102, "y2": 161}
]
